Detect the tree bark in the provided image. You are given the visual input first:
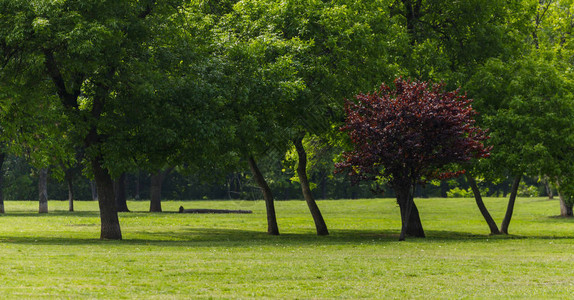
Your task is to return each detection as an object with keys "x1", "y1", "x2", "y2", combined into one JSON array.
[
  {"x1": 466, "y1": 173, "x2": 501, "y2": 235},
  {"x1": 38, "y1": 168, "x2": 49, "y2": 213},
  {"x1": 134, "y1": 171, "x2": 141, "y2": 200},
  {"x1": 65, "y1": 168, "x2": 74, "y2": 212},
  {"x1": 91, "y1": 156, "x2": 122, "y2": 240},
  {"x1": 248, "y1": 156, "x2": 279, "y2": 235},
  {"x1": 0, "y1": 152, "x2": 5, "y2": 214},
  {"x1": 396, "y1": 182, "x2": 425, "y2": 241},
  {"x1": 114, "y1": 172, "x2": 129, "y2": 212},
  {"x1": 558, "y1": 192, "x2": 573, "y2": 217},
  {"x1": 150, "y1": 171, "x2": 163, "y2": 212},
  {"x1": 500, "y1": 175, "x2": 522, "y2": 234},
  {"x1": 544, "y1": 178, "x2": 553, "y2": 199},
  {"x1": 90, "y1": 180, "x2": 98, "y2": 201},
  {"x1": 149, "y1": 168, "x2": 173, "y2": 212},
  {"x1": 556, "y1": 181, "x2": 574, "y2": 217},
  {"x1": 293, "y1": 136, "x2": 329, "y2": 235}
]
